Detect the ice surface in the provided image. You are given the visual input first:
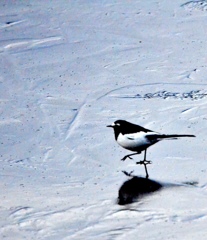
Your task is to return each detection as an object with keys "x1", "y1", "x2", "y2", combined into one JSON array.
[{"x1": 1, "y1": 0, "x2": 207, "y2": 239}]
